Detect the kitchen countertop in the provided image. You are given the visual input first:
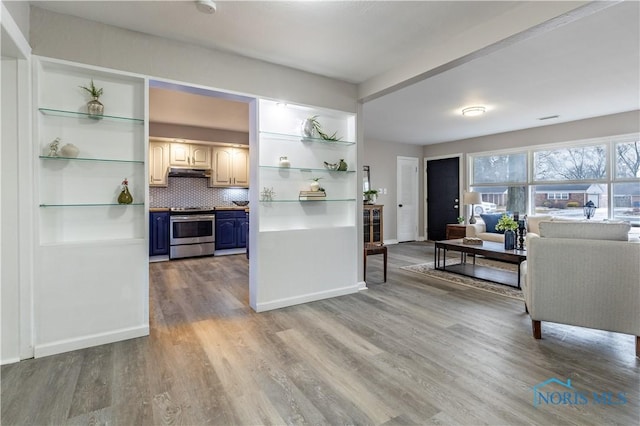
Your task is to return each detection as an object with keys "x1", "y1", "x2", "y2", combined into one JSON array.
[{"x1": 214, "y1": 206, "x2": 249, "y2": 211}]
